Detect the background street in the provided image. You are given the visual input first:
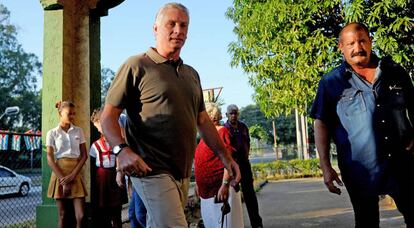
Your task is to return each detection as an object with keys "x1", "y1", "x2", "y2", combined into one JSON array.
[
  {"x1": 245, "y1": 178, "x2": 405, "y2": 228},
  {"x1": 1, "y1": 176, "x2": 406, "y2": 228}
]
